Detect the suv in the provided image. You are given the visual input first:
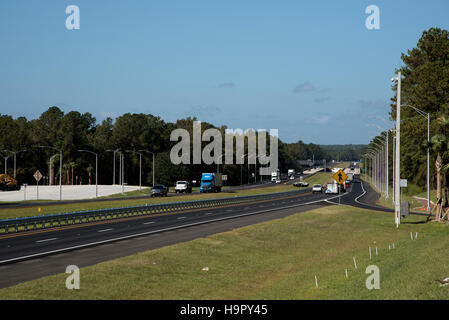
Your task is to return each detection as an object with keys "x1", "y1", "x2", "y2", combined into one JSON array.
[
  {"x1": 312, "y1": 184, "x2": 323, "y2": 193},
  {"x1": 151, "y1": 184, "x2": 168, "y2": 197},
  {"x1": 175, "y1": 181, "x2": 192, "y2": 194}
]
